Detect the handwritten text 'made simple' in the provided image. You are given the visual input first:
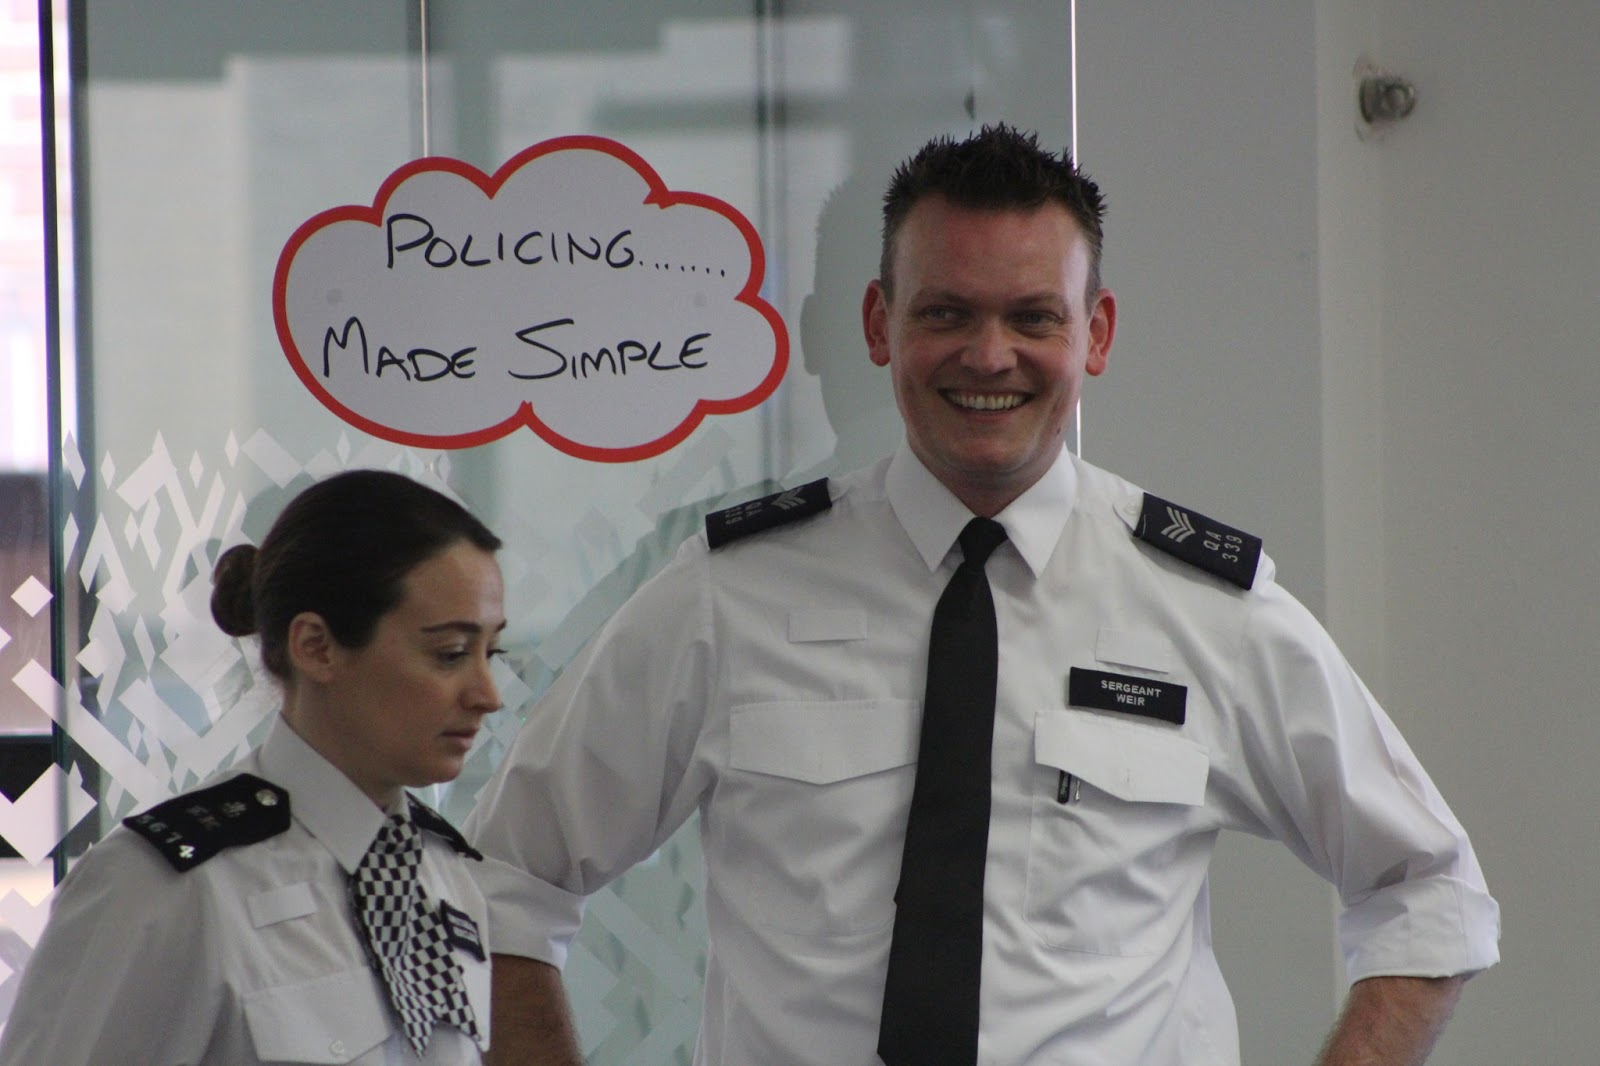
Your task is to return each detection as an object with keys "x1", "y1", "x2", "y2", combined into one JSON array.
[{"x1": 321, "y1": 316, "x2": 711, "y2": 384}]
